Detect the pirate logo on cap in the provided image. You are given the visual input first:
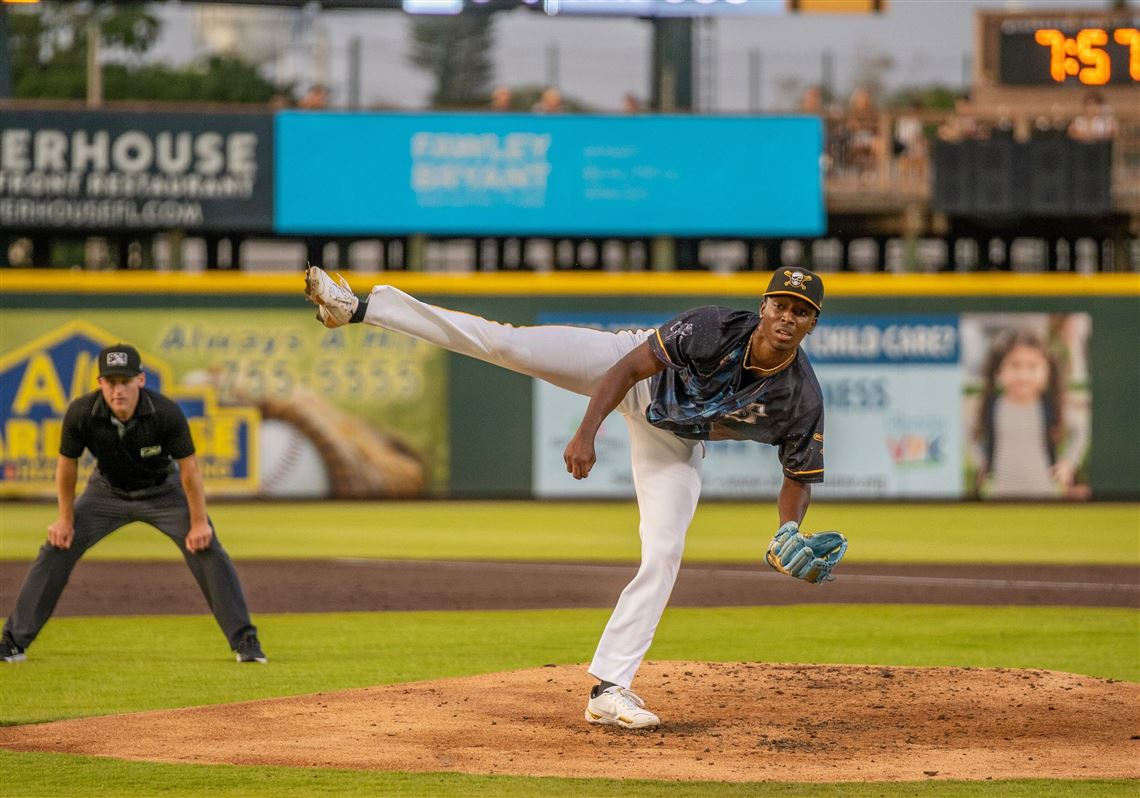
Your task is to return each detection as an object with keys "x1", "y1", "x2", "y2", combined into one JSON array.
[
  {"x1": 106, "y1": 352, "x2": 129, "y2": 368},
  {"x1": 783, "y1": 270, "x2": 813, "y2": 289},
  {"x1": 764, "y1": 267, "x2": 823, "y2": 312}
]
